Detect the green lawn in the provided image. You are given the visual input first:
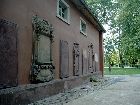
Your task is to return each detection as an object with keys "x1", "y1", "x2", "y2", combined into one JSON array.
[{"x1": 104, "y1": 68, "x2": 140, "y2": 75}]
